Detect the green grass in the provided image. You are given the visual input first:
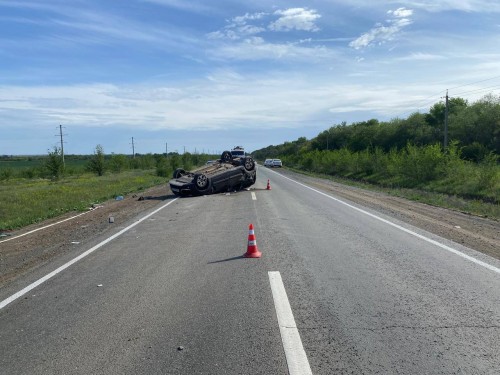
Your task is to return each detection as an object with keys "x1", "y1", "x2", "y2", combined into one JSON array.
[{"x1": 0, "y1": 170, "x2": 167, "y2": 230}]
